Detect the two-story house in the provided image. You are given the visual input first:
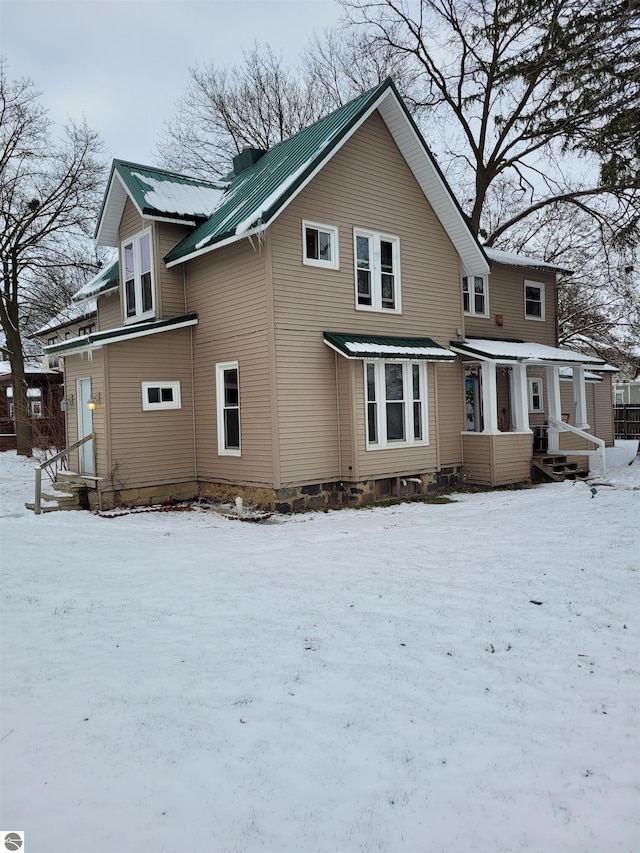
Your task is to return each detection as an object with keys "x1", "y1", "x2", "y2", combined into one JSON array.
[{"x1": 43, "y1": 78, "x2": 613, "y2": 511}]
